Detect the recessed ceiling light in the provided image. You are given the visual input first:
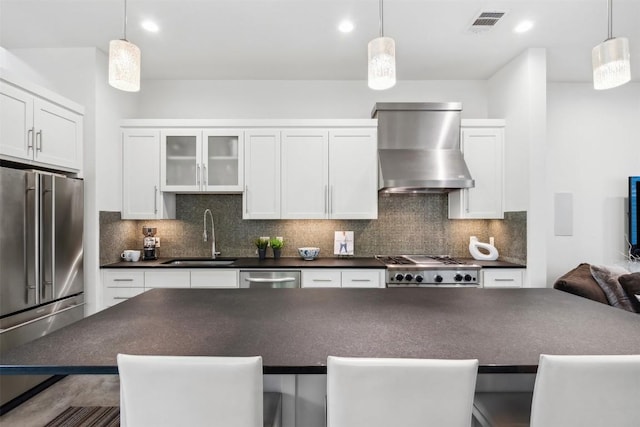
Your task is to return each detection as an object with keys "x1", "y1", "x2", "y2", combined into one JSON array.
[
  {"x1": 514, "y1": 20, "x2": 534, "y2": 33},
  {"x1": 338, "y1": 20, "x2": 354, "y2": 33},
  {"x1": 141, "y1": 20, "x2": 159, "y2": 33}
]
